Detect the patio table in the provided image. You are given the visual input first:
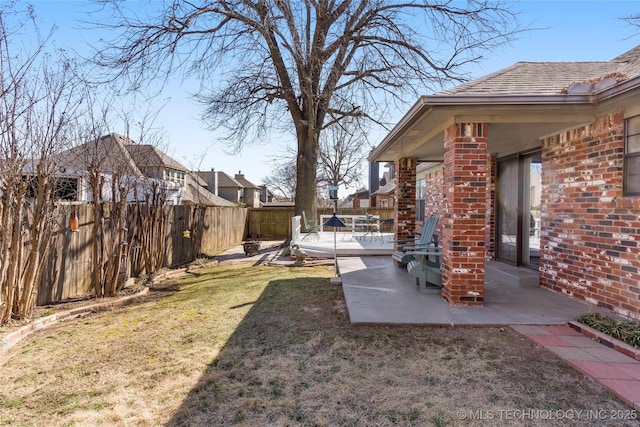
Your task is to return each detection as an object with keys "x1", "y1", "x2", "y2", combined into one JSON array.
[{"x1": 353, "y1": 216, "x2": 381, "y2": 241}]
